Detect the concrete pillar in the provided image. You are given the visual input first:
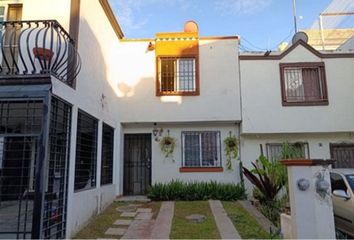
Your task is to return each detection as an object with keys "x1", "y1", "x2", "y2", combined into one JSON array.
[{"x1": 281, "y1": 159, "x2": 336, "y2": 239}]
